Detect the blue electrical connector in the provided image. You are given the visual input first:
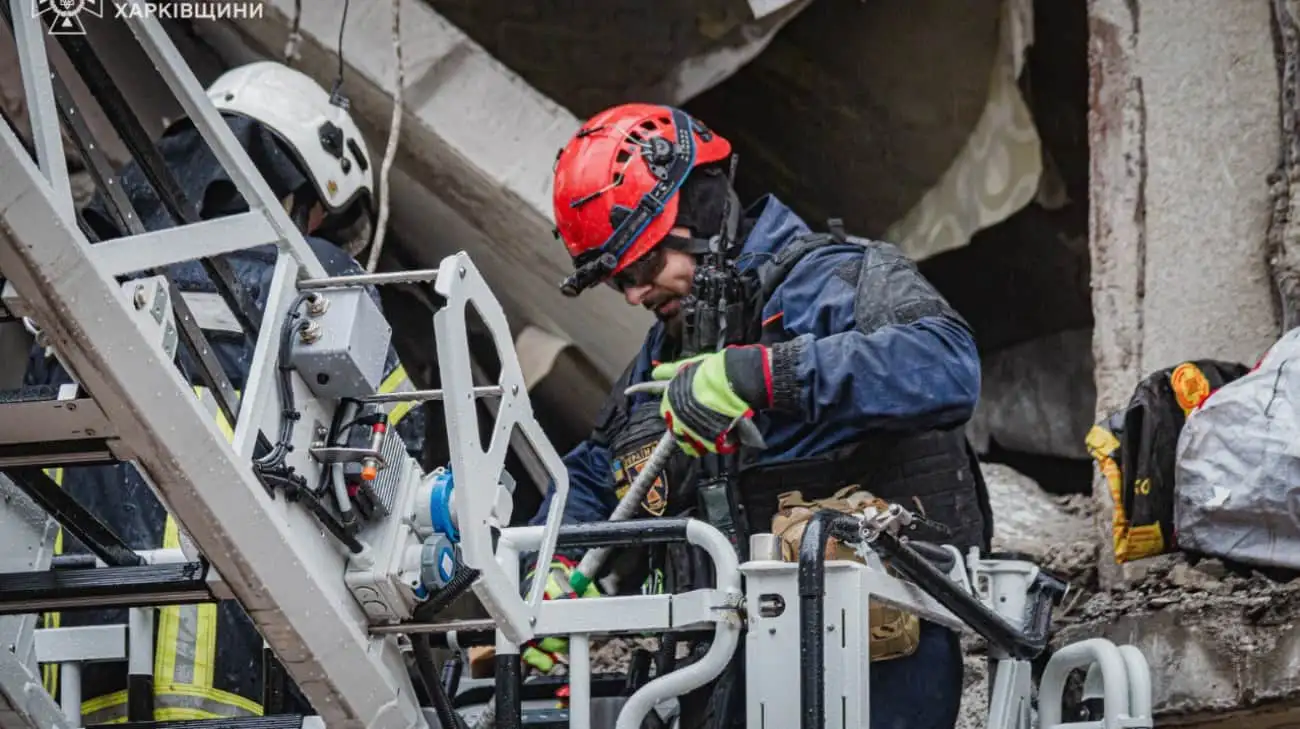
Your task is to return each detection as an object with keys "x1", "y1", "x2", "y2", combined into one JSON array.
[{"x1": 428, "y1": 469, "x2": 458, "y2": 542}]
